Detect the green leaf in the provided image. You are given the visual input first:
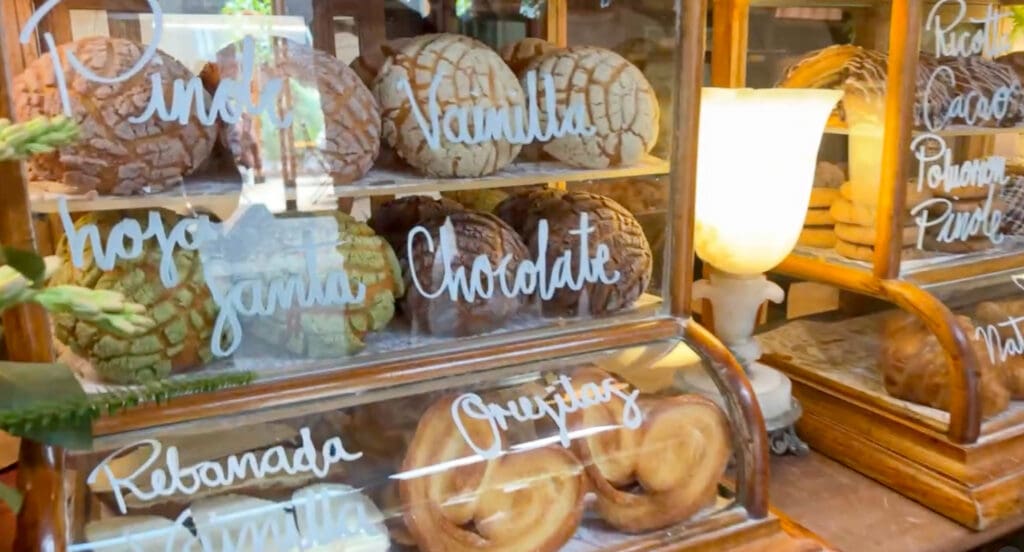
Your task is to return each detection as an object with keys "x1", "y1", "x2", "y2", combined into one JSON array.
[
  {"x1": 2, "y1": 247, "x2": 46, "y2": 286},
  {"x1": 0, "y1": 481, "x2": 22, "y2": 514},
  {"x1": 0, "y1": 362, "x2": 92, "y2": 450}
]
